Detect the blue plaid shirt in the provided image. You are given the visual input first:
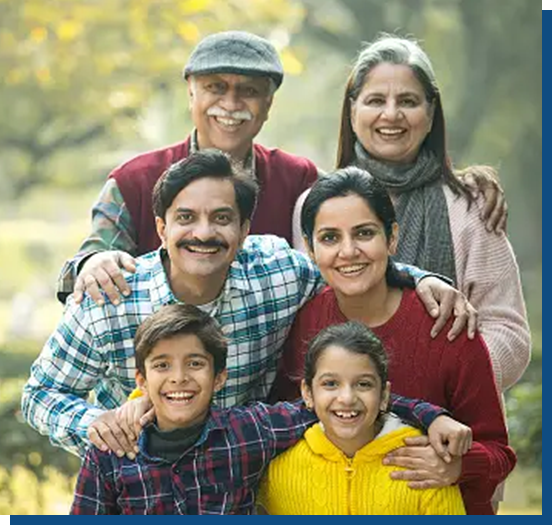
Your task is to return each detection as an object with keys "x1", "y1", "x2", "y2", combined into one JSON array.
[{"x1": 22, "y1": 235, "x2": 431, "y2": 457}]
